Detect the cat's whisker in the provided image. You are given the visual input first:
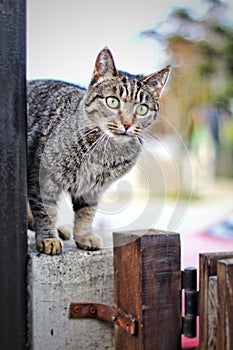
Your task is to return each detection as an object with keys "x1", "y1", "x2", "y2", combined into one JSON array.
[
  {"x1": 136, "y1": 135, "x2": 144, "y2": 145},
  {"x1": 76, "y1": 123, "x2": 96, "y2": 133},
  {"x1": 81, "y1": 132, "x2": 107, "y2": 165},
  {"x1": 142, "y1": 130, "x2": 157, "y2": 142},
  {"x1": 70, "y1": 124, "x2": 101, "y2": 148},
  {"x1": 108, "y1": 126, "x2": 118, "y2": 130},
  {"x1": 107, "y1": 122, "x2": 143, "y2": 138},
  {"x1": 102, "y1": 133, "x2": 111, "y2": 158},
  {"x1": 140, "y1": 130, "x2": 163, "y2": 150},
  {"x1": 76, "y1": 123, "x2": 98, "y2": 134},
  {"x1": 132, "y1": 128, "x2": 142, "y2": 137},
  {"x1": 107, "y1": 122, "x2": 118, "y2": 127},
  {"x1": 106, "y1": 123, "x2": 120, "y2": 131},
  {"x1": 89, "y1": 134, "x2": 109, "y2": 160},
  {"x1": 66, "y1": 119, "x2": 96, "y2": 133}
]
